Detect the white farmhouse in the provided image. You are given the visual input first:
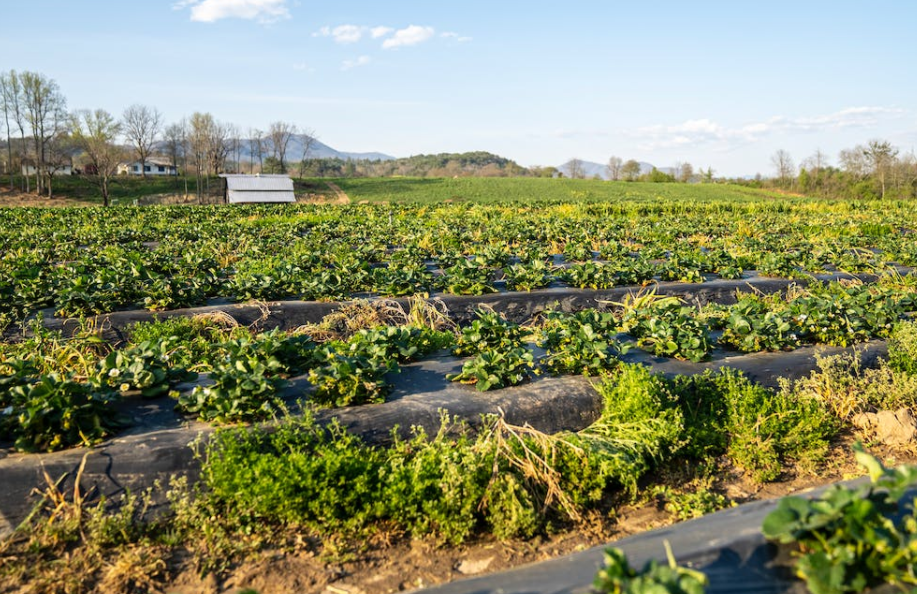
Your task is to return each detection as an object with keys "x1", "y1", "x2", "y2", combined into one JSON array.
[{"x1": 118, "y1": 159, "x2": 178, "y2": 176}]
